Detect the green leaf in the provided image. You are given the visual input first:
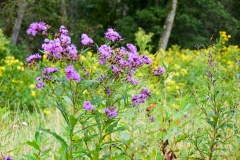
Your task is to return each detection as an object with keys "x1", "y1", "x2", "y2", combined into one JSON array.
[
  {"x1": 69, "y1": 115, "x2": 77, "y2": 130},
  {"x1": 22, "y1": 154, "x2": 36, "y2": 160},
  {"x1": 40, "y1": 128, "x2": 68, "y2": 152},
  {"x1": 26, "y1": 140, "x2": 40, "y2": 151},
  {"x1": 35, "y1": 130, "x2": 42, "y2": 144}
]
